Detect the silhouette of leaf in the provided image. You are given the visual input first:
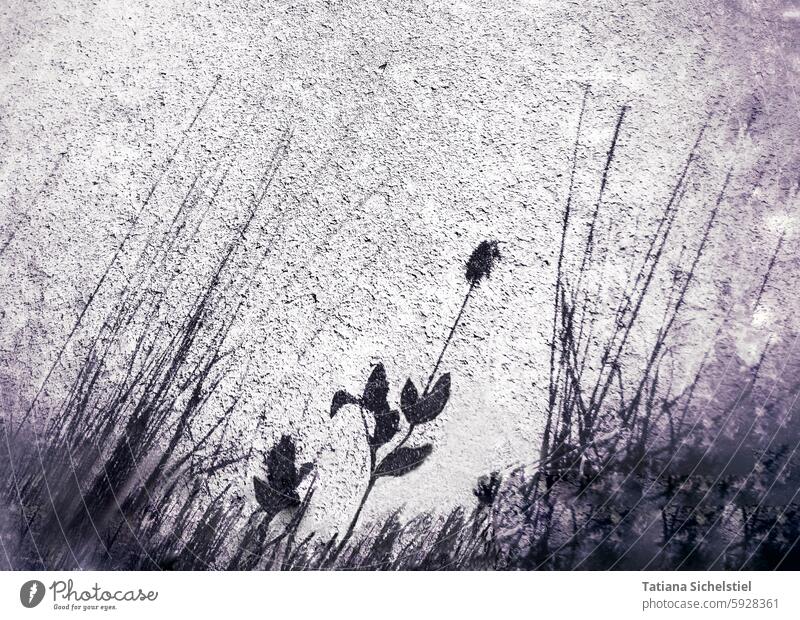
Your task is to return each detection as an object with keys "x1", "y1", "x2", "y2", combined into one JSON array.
[
  {"x1": 362, "y1": 363, "x2": 390, "y2": 413},
  {"x1": 331, "y1": 390, "x2": 359, "y2": 418},
  {"x1": 253, "y1": 475, "x2": 271, "y2": 510},
  {"x1": 253, "y1": 475, "x2": 296, "y2": 515},
  {"x1": 371, "y1": 406, "x2": 400, "y2": 447},
  {"x1": 374, "y1": 444, "x2": 433, "y2": 477},
  {"x1": 404, "y1": 373, "x2": 451, "y2": 425},
  {"x1": 400, "y1": 378, "x2": 419, "y2": 423}
]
